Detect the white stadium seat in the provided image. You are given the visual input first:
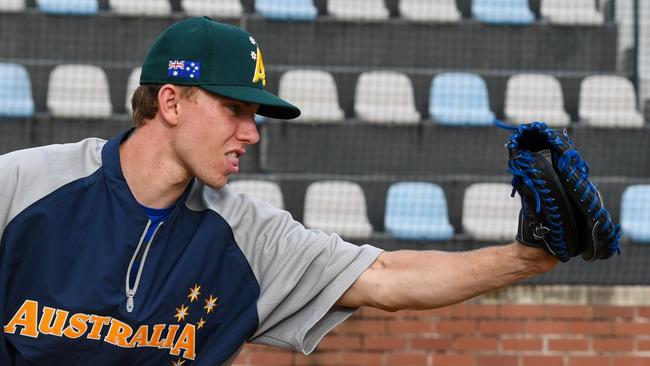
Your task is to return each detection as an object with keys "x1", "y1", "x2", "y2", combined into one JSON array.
[
  {"x1": 399, "y1": 0, "x2": 461, "y2": 22},
  {"x1": 47, "y1": 64, "x2": 112, "y2": 118},
  {"x1": 462, "y1": 183, "x2": 521, "y2": 241},
  {"x1": 229, "y1": 180, "x2": 285, "y2": 210},
  {"x1": 124, "y1": 67, "x2": 141, "y2": 114},
  {"x1": 505, "y1": 73, "x2": 570, "y2": 127},
  {"x1": 541, "y1": 0, "x2": 603, "y2": 25},
  {"x1": 303, "y1": 181, "x2": 373, "y2": 239},
  {"x1": 0, "y1": 0, "x2": 25, "y2": 12},
  {"x1": 579, "y1": 75, "x2": 644, "y2": 128},
  {"x1": 355, "y1": 71, "x2": 420, "y2": 125},
  {"x1": 278, "y1": 70, "x2": 344, "y2": 123},
  {"x1": 110, "y1": 0, "x2": 171, "y2": 16},
  {"x1": 327, "y1": 0, "x2": 389, "y2": 21}
]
